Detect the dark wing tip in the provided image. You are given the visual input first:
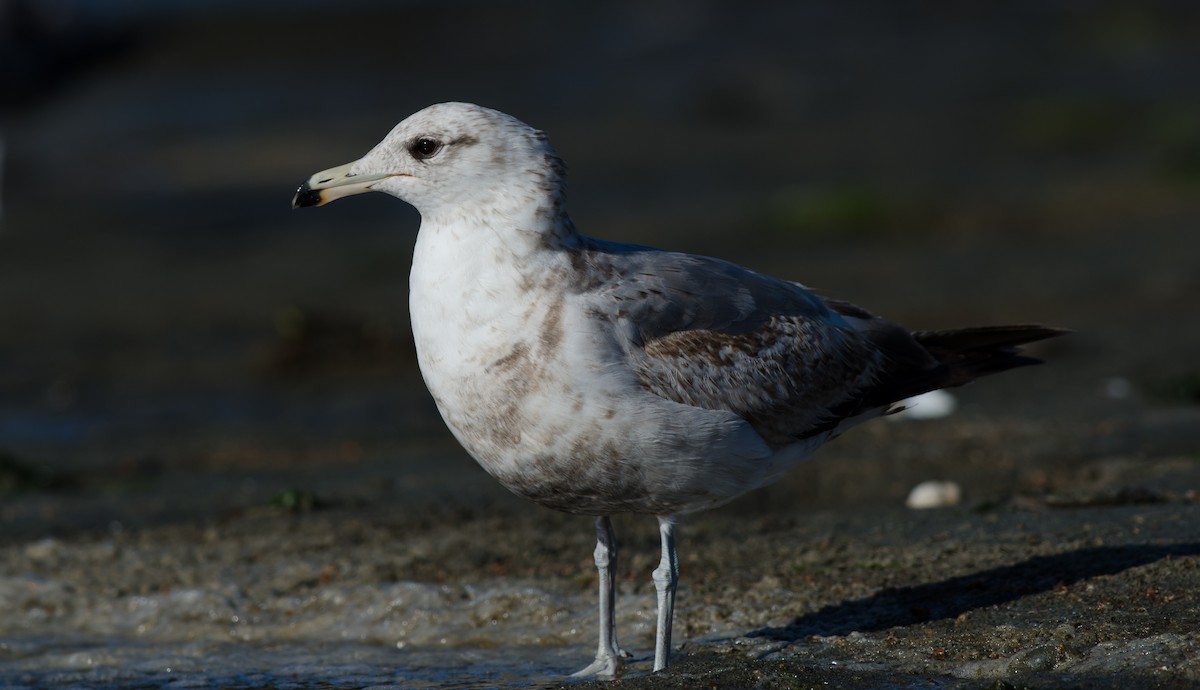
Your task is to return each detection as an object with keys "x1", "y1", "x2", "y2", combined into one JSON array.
[{"x1": 913, "y1": 324, "x2": 1070, "y2": 353}]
